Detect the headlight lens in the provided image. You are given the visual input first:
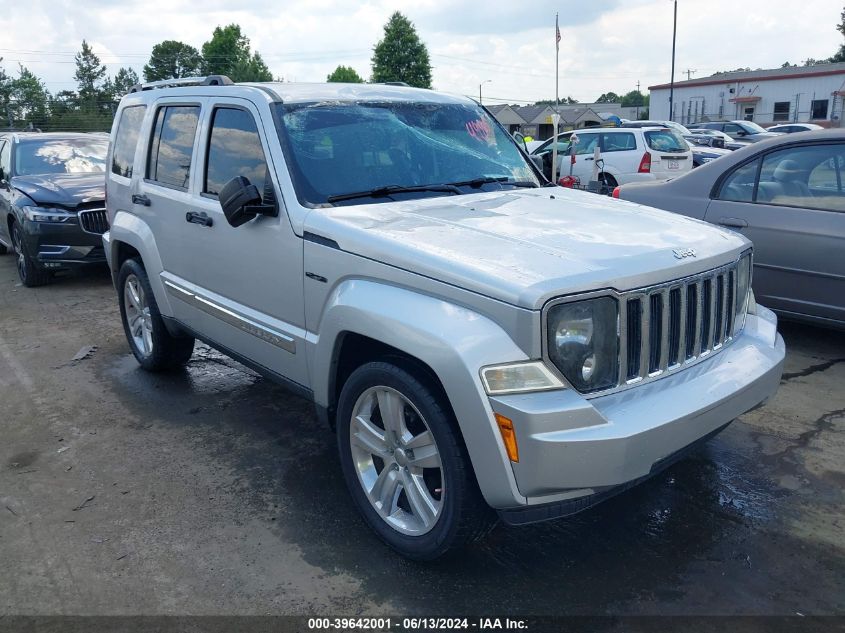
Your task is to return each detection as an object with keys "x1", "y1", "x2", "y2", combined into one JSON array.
[
  {"x1": 23, "y1": 206, "x2": 74, "y2": 223},
  {"x1": 734, "y1": 251, "x2": 752, "y2": 335},
  {"x1": 547, "y1": 297, "x2": 619, "y2": 392}
]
